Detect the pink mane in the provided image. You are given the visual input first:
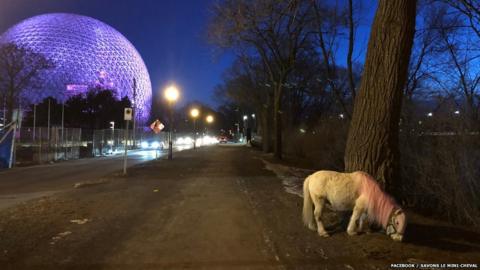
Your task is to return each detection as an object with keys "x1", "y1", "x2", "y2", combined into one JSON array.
[{"x1": 357, "y1": 172, "x2": 399, "y2": 228}]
